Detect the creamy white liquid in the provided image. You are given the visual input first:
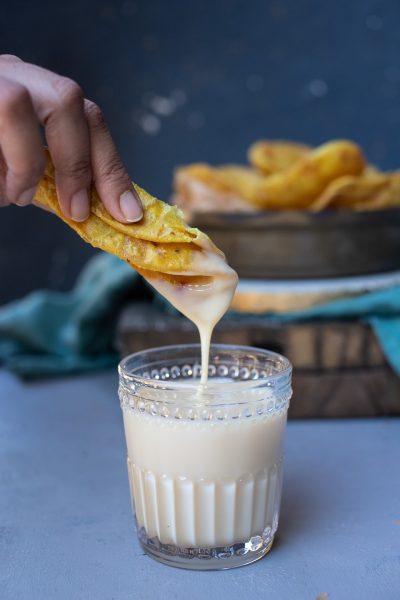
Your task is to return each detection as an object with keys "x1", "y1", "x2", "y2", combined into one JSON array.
[
  {"x1": 123, "y1": 400, "x2": 286, "y2": 547},
  {"x1": 144, "y1": 250, "x2": 238, "y2": 384},
  {"x1": 126, "y1": 240, "x2": 285, "y2": 550}
]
